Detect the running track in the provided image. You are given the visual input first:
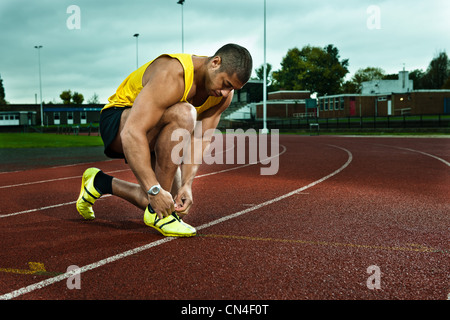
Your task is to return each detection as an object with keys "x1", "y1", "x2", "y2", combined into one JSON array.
[{"x1": 0, "y1": 135, "x2": 448, "y2": 302}]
